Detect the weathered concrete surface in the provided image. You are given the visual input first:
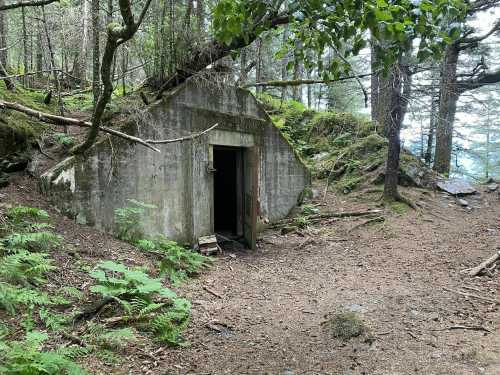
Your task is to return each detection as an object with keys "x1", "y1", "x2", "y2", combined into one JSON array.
[{"x1": 41, "y1": 81, "x2": 310, "y2": 244}]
